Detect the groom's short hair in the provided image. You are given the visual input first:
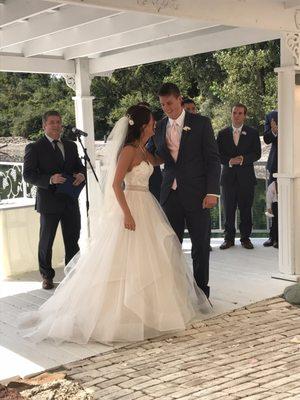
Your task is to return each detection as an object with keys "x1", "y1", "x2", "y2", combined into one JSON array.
[{"x1": 158, "y1": 83, "x2": 181, "y2": 98}]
